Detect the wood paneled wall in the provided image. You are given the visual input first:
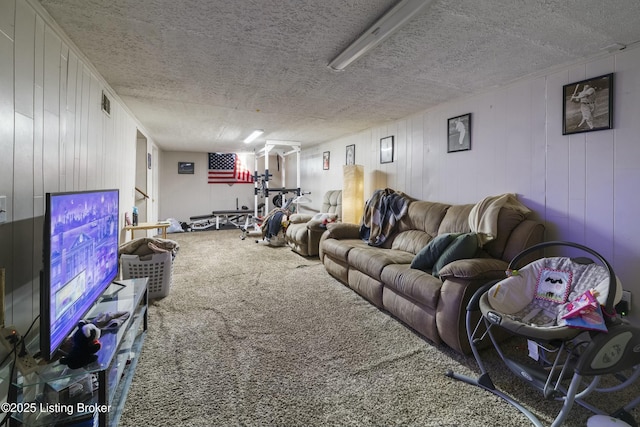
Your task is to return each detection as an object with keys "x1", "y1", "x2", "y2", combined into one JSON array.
[{"x1": 0, "y1": 0, "x2": 142, "y2": 333}]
